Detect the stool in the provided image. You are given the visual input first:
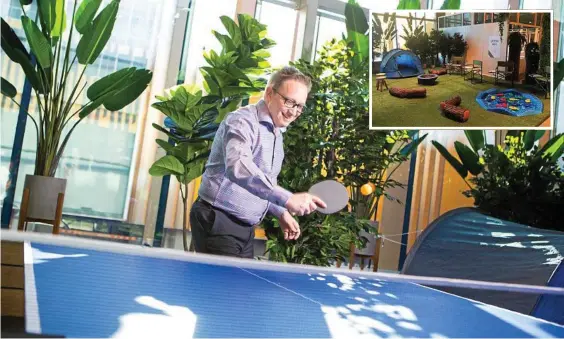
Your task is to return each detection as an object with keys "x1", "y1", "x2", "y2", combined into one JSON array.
[{"x1": 375, "y1": 73, "x2": 388, "y2": 92}]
